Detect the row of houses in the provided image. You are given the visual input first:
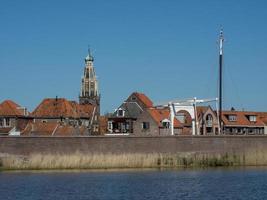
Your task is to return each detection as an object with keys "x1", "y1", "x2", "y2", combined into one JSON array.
[
  {"x1": 0, "y1": 50, "x2": 103, "y2": 136},
  {"x1": 1, "y1": 91, "x2": 267, "y2": 136},
  {"x1": 107, "y1": 92, "x2": 267, "y2": 136},
  {"x1": 1, "y1": 50, "x2": 266, "y2": 136},
  {"x1": 0, "y1": 98, "x2": 106, "y2": 136}
]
